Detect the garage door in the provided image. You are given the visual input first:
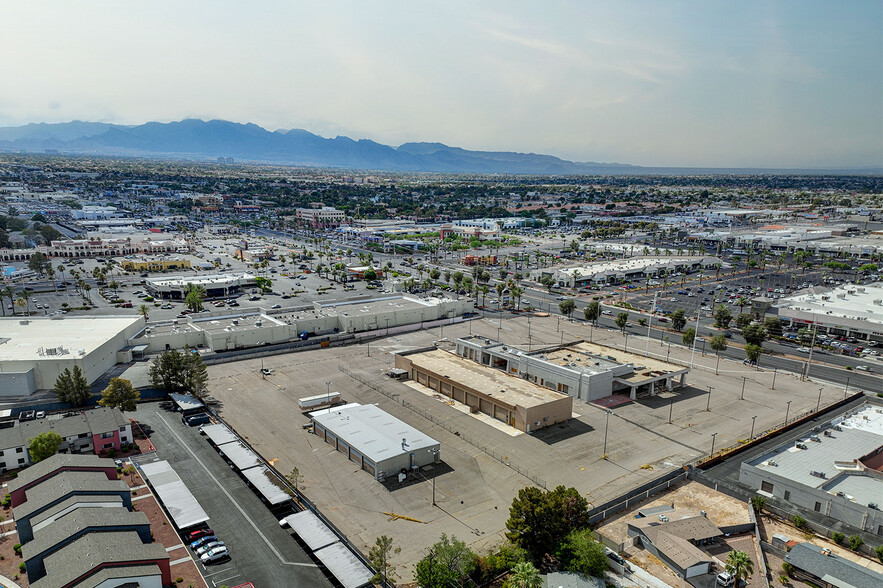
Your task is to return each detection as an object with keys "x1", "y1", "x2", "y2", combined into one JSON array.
[
  {"x1": 685, "y1": 563, "x2": 709, "y2": 578},
  {"x1": 494, "y1": 405, "x2": 507, "y2": 422},
  {"x1": 337, "y1": 440, "x2": 349, "y2": 456},
  {"x1": 417, "y1": 372, "x2": 427, "y2": 385},
  {"x1": 363, "y1": 462, "x2": 375, "y2": 477},
  {"x1": 479, "y1": 398, "x2": 493, "y2": 416},
  {"x1": 452, "y1": 387, "x2": 465, "y2": 403},
  {"x1": 326, "y1": 432, "x2": 337, "y2": 448},
  {"x1": 350, "y1": 449, "x2": 362, "y2": 466}
]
